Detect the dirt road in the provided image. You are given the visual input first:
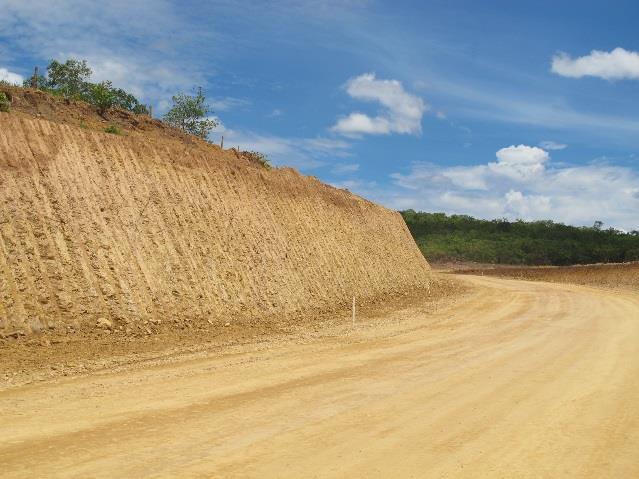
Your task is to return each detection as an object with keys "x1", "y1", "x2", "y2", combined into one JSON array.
[{"x1": 2, "y1": 276, "x2": 638, "y2": 478}]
